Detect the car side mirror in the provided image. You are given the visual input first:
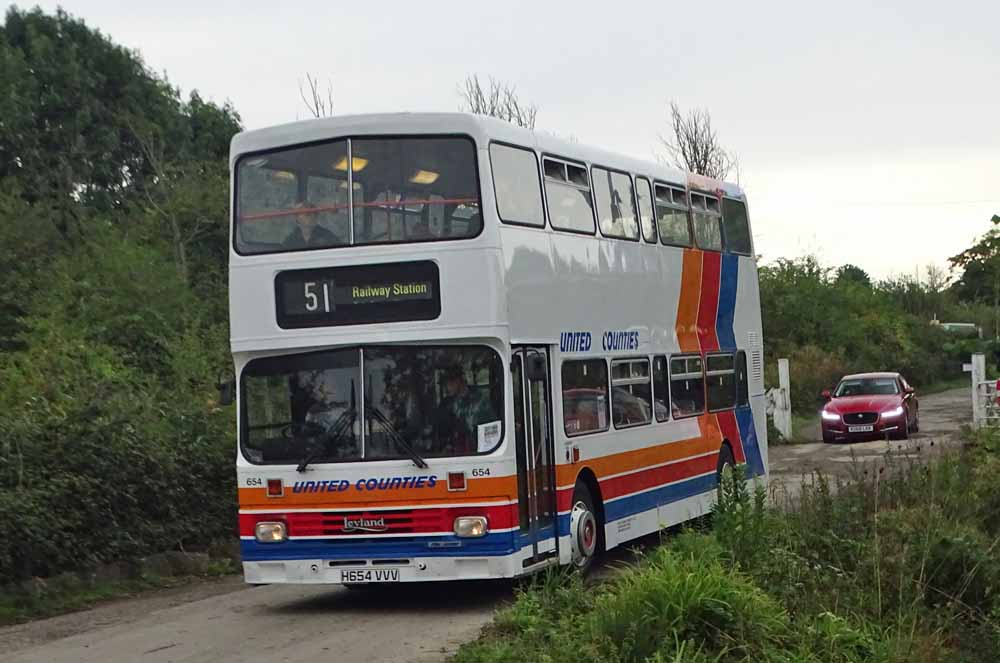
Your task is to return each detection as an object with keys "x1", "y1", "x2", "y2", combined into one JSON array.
[
  {"x1": 216, "y1": 369, "x2": 235, "y2": 406},
  {"x1": 904, "y1": 387, "x2": 914, "y2": 397},
  {"x1": 821, "y1": 389, "x2": 832, "y2": 401}
]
